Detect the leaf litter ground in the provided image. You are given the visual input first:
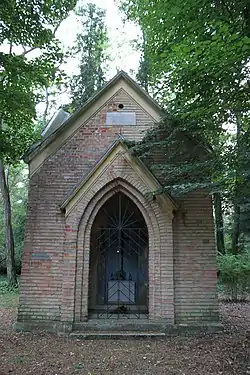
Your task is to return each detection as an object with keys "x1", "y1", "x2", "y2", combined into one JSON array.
[{"x1": 0, "y1": 300, "x2": 249, "y2": 375}]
